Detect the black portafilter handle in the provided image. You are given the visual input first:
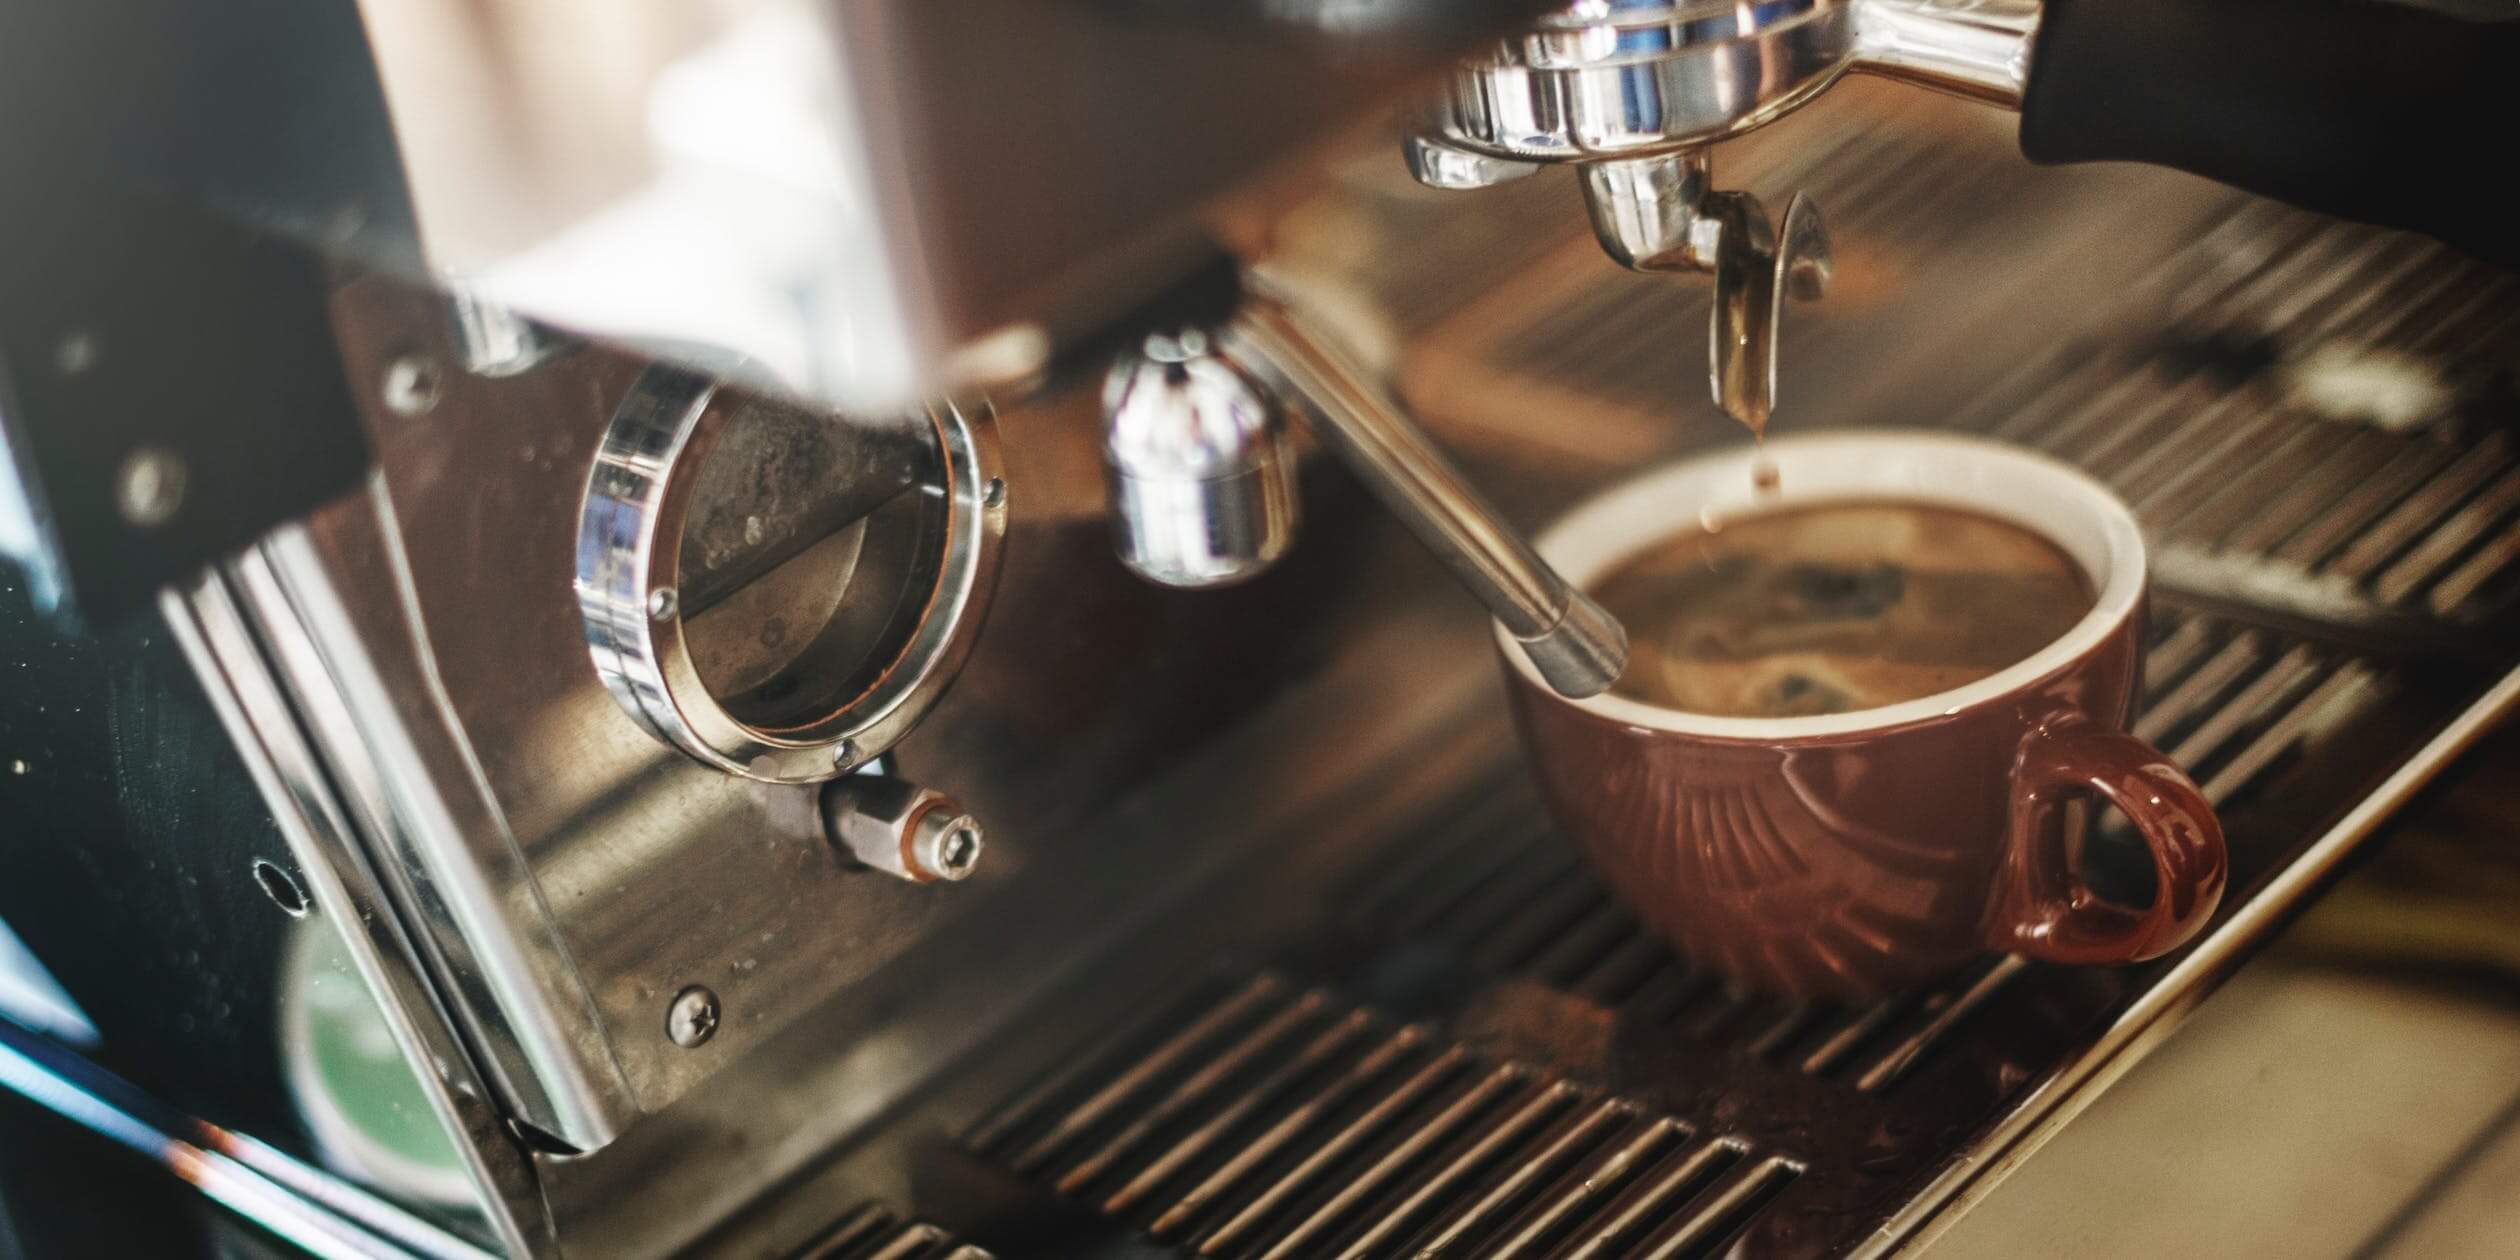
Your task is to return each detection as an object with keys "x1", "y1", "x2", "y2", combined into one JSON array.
[{"x1": 2019, "y1": 0, "x2": 2520, "y2": 266}]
